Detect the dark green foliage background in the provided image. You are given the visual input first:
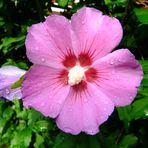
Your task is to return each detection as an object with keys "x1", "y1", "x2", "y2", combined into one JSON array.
[{"x1": 0, "y1": 0, "x2": 148, "y2": 148}]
